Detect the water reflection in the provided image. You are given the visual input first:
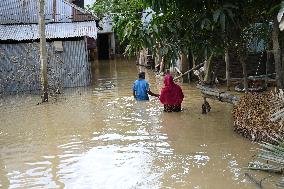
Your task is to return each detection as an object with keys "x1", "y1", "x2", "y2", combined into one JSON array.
[{"x1": 0, "y1": 58, "x2": 280, "y2": 189}]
